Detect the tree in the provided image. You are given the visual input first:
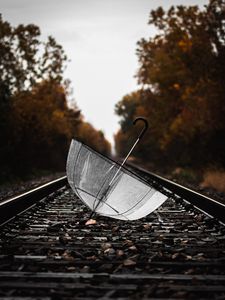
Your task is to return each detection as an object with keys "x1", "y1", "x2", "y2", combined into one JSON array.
[
  {"x1": 0, "y1": 15, "x2": 111, "y2": 179},
  {"x1": 115, "y1": 0, "x2": 225, "y2": 168},
  {"x1": 0, "y1": 14, "x2": 68, "y2": 94},
  {"x1": 77, "y1": 121, "x2": 111, "y2": 156}
]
